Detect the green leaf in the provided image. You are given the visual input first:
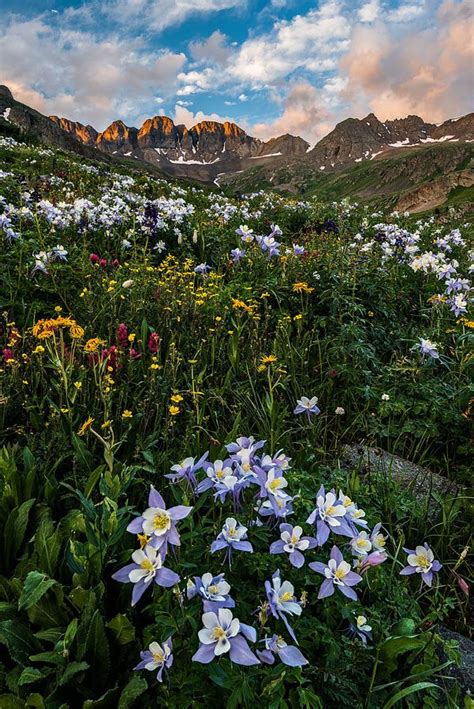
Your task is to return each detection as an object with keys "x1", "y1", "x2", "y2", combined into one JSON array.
[
  {"x1": 82, "y1": 610, "x2": 110, "y2": 691},
  {"x1": 25, "y1": 694, "x2": 45, "y2": 708},
  {"x1": 383, "y1": 681, "x2": 438, "y2": 708},
  {"x1": 0, "y1": 695, "x2": 25, "y2": 709},
  {"x1": 58, "y1": 661, "x2": 90, "y2": 687},
  {"x1": 12, "y1": 498, "x2": 36, "y2": 556},
  {"x1": 118, "y1": 675, "x2": 148, "y2": 709},
  {"x1": 18, "y1": 667, "x2": 45, "y2": 686},
  {"x1": 34, "y1": 514, "x2": 62, "y2": 576},
  {"x1": 379, "y1": 635, "x2": 425, "y2": 675},
  {"x1": 106, "y1": 614, "x2": 135, "y2": 645},
  {"x1": 0, "y1": 620, "x2": 42, "y2": 665},
  {"x1": 19, "y1": 572, "x2": 56, "y2": 611}
]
